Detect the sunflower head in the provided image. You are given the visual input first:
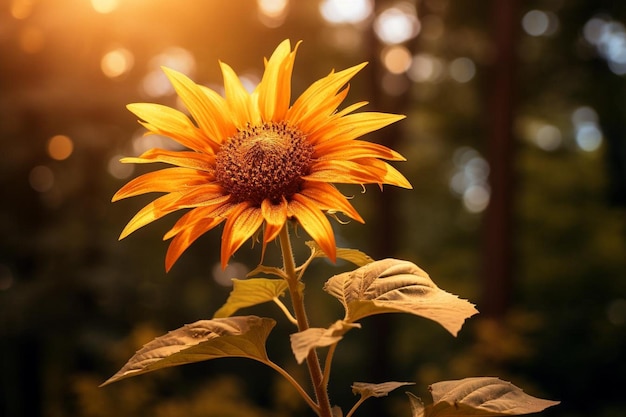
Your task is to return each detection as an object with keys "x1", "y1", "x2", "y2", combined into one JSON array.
[{"x1": 113, "y1": 39, "x2": 411, "y2": 271}]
